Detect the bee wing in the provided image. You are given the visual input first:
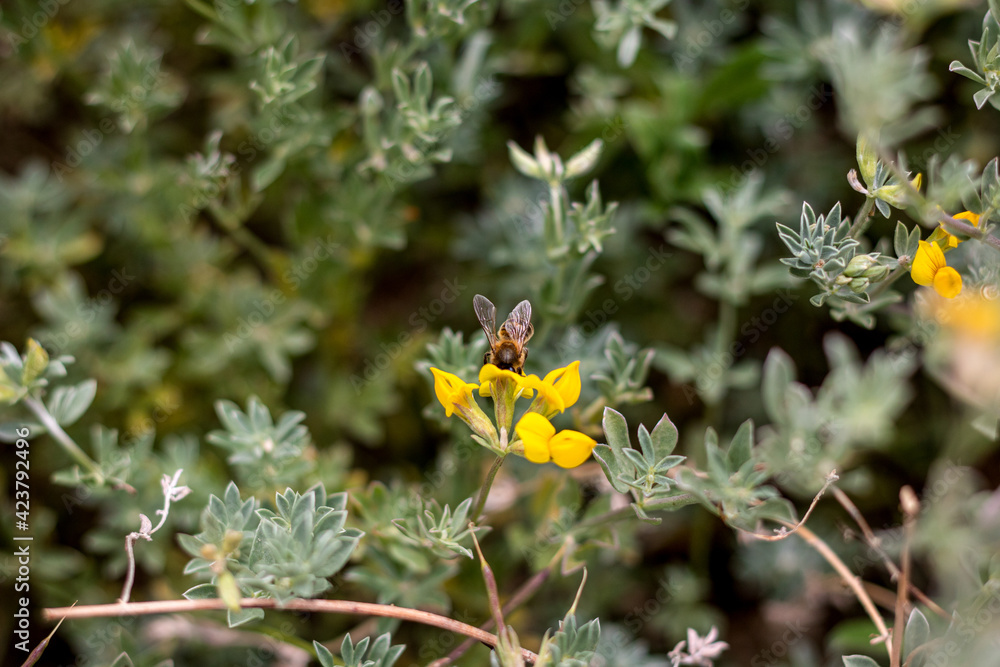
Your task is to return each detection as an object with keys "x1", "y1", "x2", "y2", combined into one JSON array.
[
  {"x1": 501, "y1": 299, "x2": 534, "y2": 345},
  {"x1": 473, "y1": 294, "x2": 499, "y2": 346}
]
